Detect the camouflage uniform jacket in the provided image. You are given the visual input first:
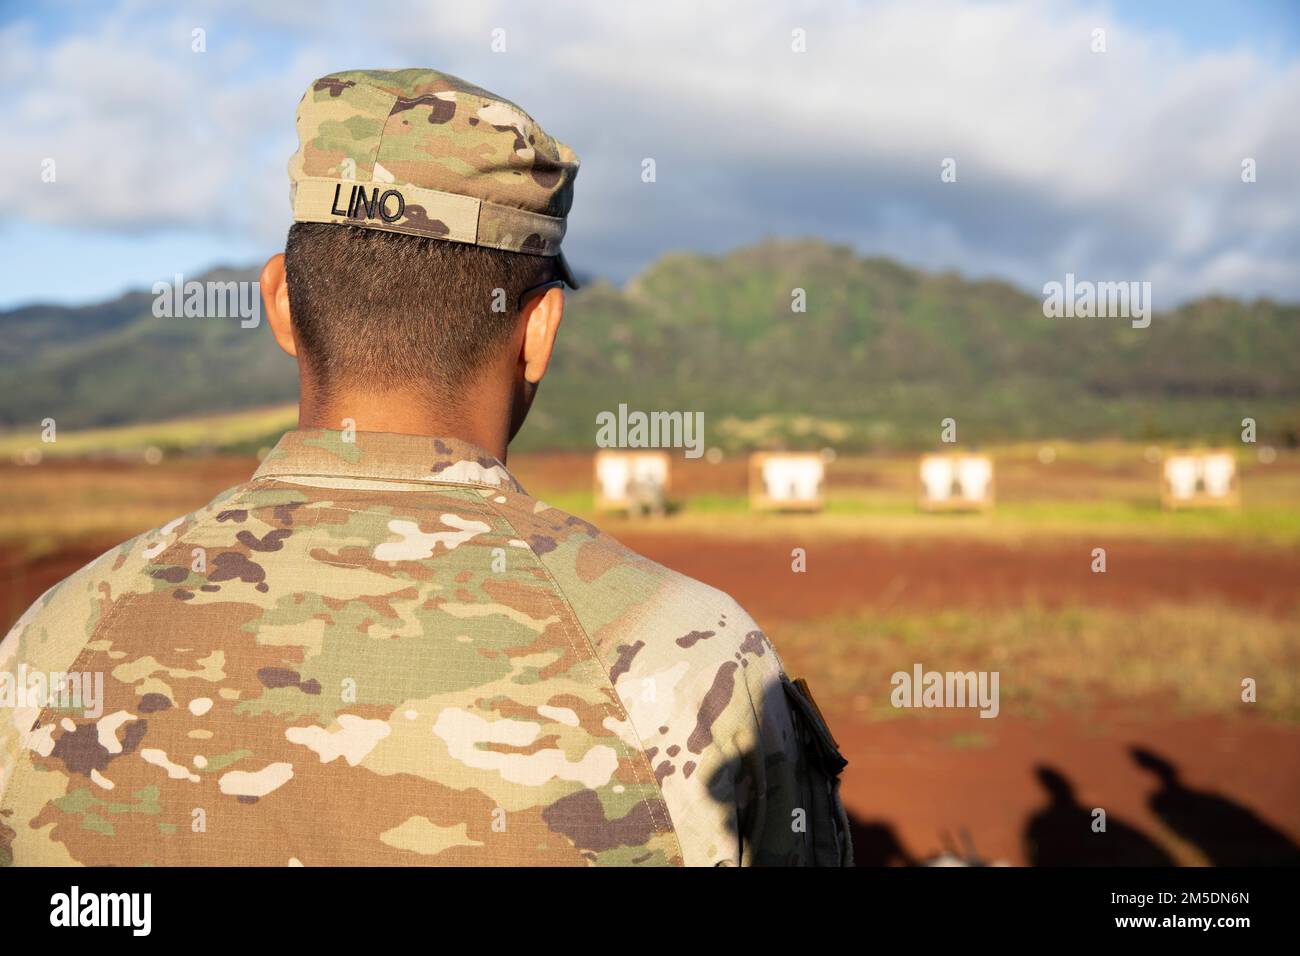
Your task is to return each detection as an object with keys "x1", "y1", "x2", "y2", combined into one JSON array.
[{"x1": 1, "y1": 430, "x2": 851, "y2": 866}]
